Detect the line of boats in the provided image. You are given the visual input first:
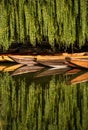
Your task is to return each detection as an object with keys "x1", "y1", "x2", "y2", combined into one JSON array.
[{"x1": 0, "y1": 52, "x2": 88, "y2": 69}]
